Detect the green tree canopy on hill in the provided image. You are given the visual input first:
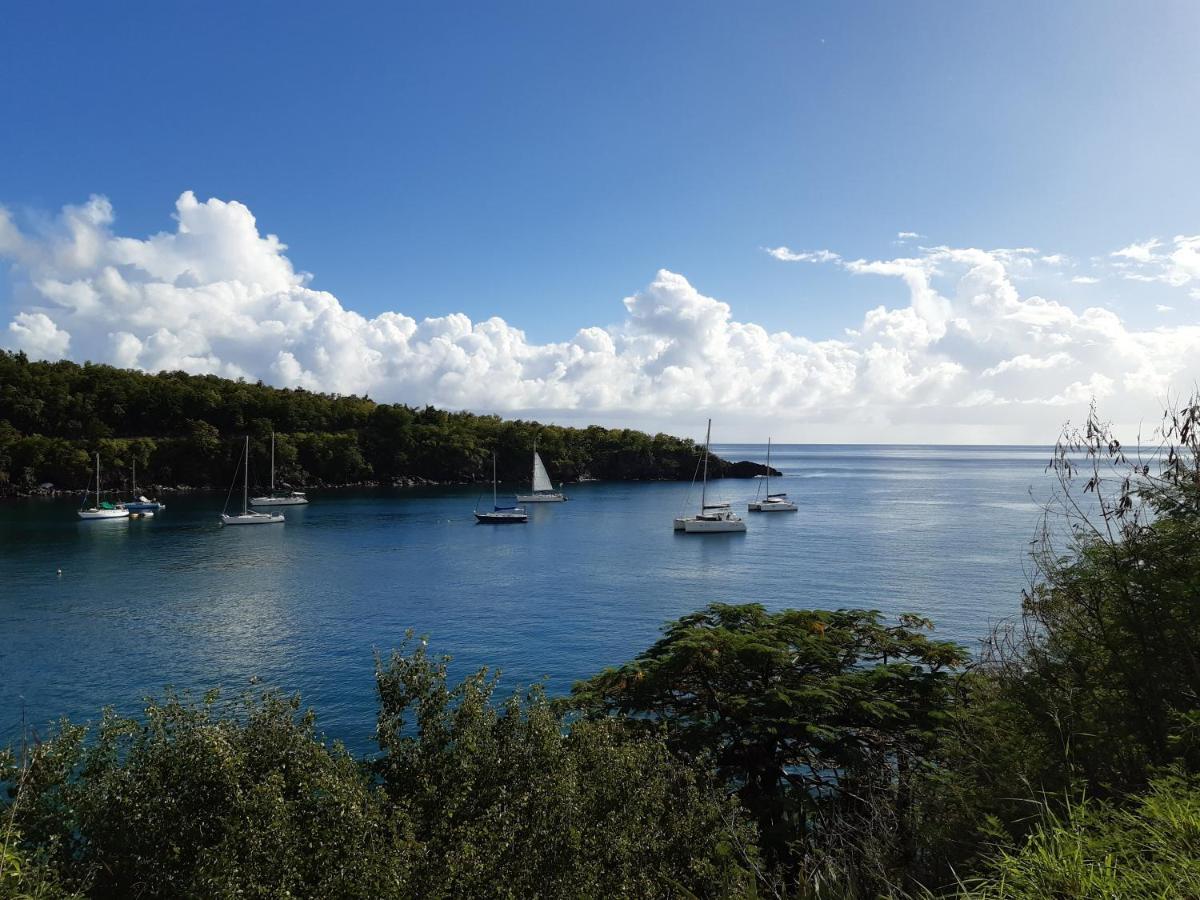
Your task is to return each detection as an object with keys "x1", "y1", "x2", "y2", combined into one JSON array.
[{"x1": 0, "y1": 350, "x2": 761, "y2": 493}]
